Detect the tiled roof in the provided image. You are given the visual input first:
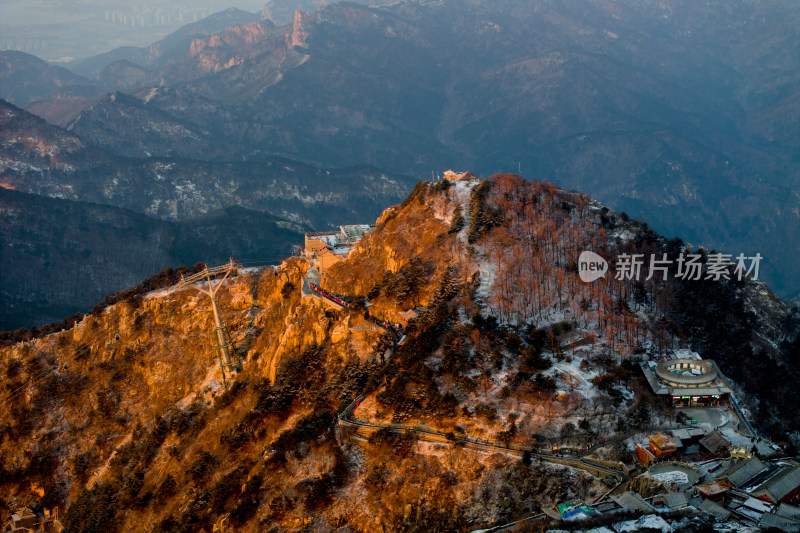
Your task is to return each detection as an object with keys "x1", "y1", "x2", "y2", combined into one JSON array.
[
  {"x1": 649, "y1": 433, "x2": 678, "y2": 448},
  {"x1": 724, "y1": 457, "x2": 767, "y2": 487},
  {"x1": 696, "y1": 479, "x2": 732, "y2": 497},
  {"x1": 761, "y1": 465, "x2": 800, "y2": 502},
  {"x1": 759, "y1": 512, "x2": 800, "y2": 532},
  {"x1": 698, "y1": 498, "x2": 731, "y2": 521},
  {"x1": 611, "y1": 491, "x2": 655, "y2": 513},
  {"x1": 699, "y1": 431, "x2": 730, "y2": 453},
  {"x1": 654, "y1": 491, "x2": 688, "y2": 509},
  {"x1": 776, "y1": 503, "x2": 800, "y2": 520}
]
